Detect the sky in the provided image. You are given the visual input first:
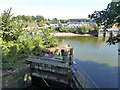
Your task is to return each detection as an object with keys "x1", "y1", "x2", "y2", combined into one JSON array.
[{"x1": 0, "y1": 0, "x2": 112, "y2": 19}]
